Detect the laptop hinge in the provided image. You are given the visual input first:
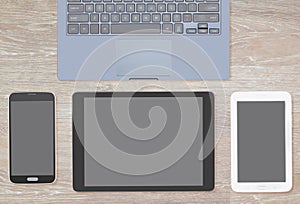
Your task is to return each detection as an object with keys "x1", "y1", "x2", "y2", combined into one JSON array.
[{"x1": 129, "y1": 78, "x2": 159, "y2": 80}]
